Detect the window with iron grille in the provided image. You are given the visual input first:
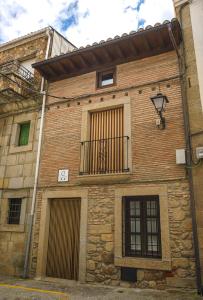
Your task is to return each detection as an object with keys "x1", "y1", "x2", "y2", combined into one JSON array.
[
  {"x1": 18, "y1": 122, "x2": 30, "y2": 146},
  {"x1": 123, "y1": 195, "x2": 161, "y2": 258},
  {"x1": 7, "y1": 198, "x2": 22, "y2": 224},
  {"x1": 80, "y1": 106, "x2": 129, "y2": 175}
]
